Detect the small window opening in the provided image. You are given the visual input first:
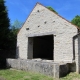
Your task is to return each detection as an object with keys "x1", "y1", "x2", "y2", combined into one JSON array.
[
  {"x1": 38, "y1": 25, "x2": 40, "y2": 27},
  {"x1": 44, "y1": 21, "x2": 47, "y2": 24},
  {"x1": 26, "y1": 28, "x2": 29, "y2": 30},
  {"x1": 37, "y1": 10, "x2": 39, "y2": 12},
  {"x1": 53, "y1": 21, "x2": 55, "y2": 23}
]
